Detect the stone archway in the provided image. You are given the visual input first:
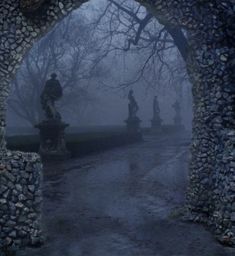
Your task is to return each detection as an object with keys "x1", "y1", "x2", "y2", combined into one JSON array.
[{"x1": 0, "y1": 0, "x2": 234, "y2": 251}]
